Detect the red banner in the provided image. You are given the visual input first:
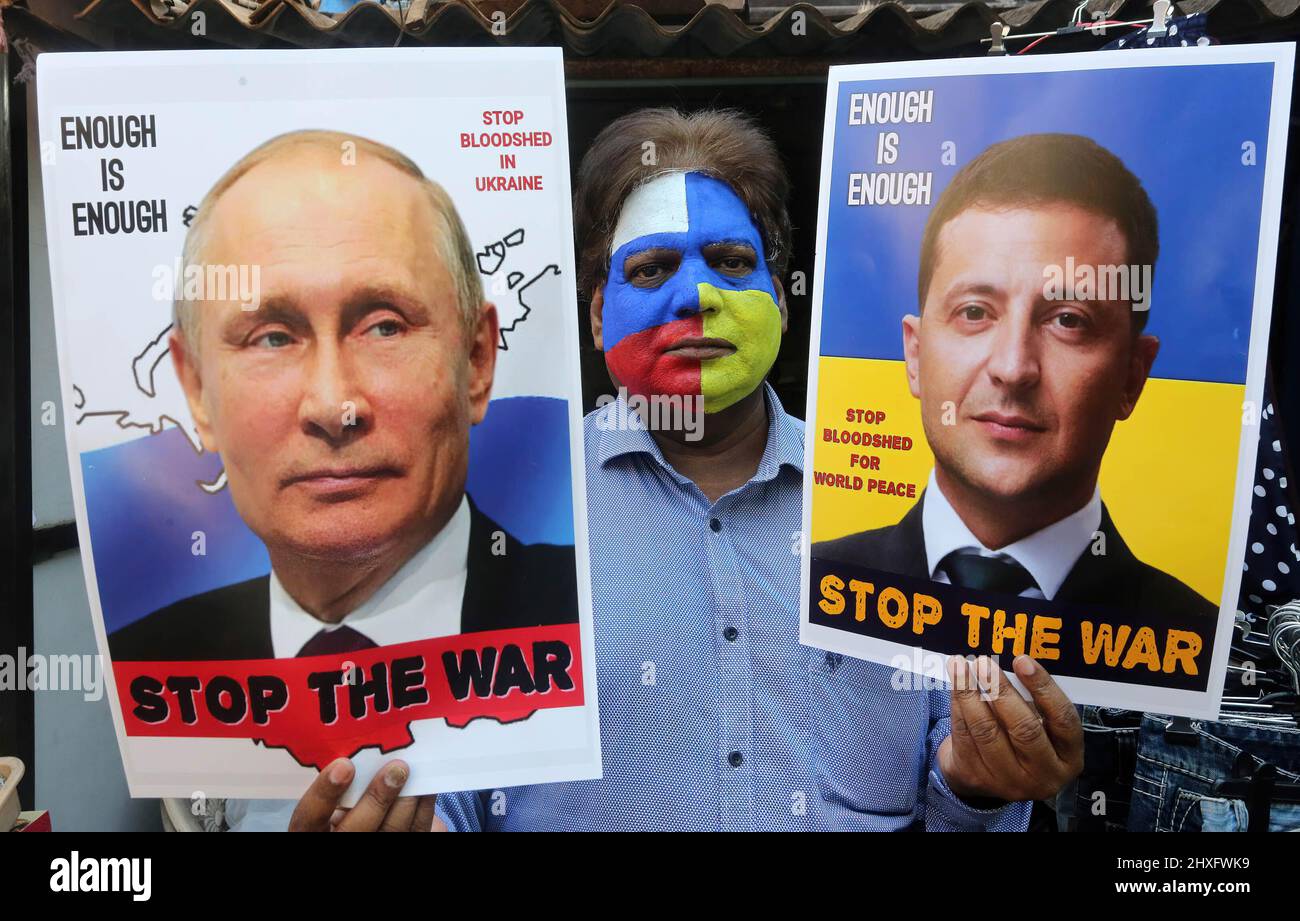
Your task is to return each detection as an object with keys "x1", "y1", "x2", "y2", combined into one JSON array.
[{"x1": 112, "y1": 624, "x2": 584, "y2": 769}]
